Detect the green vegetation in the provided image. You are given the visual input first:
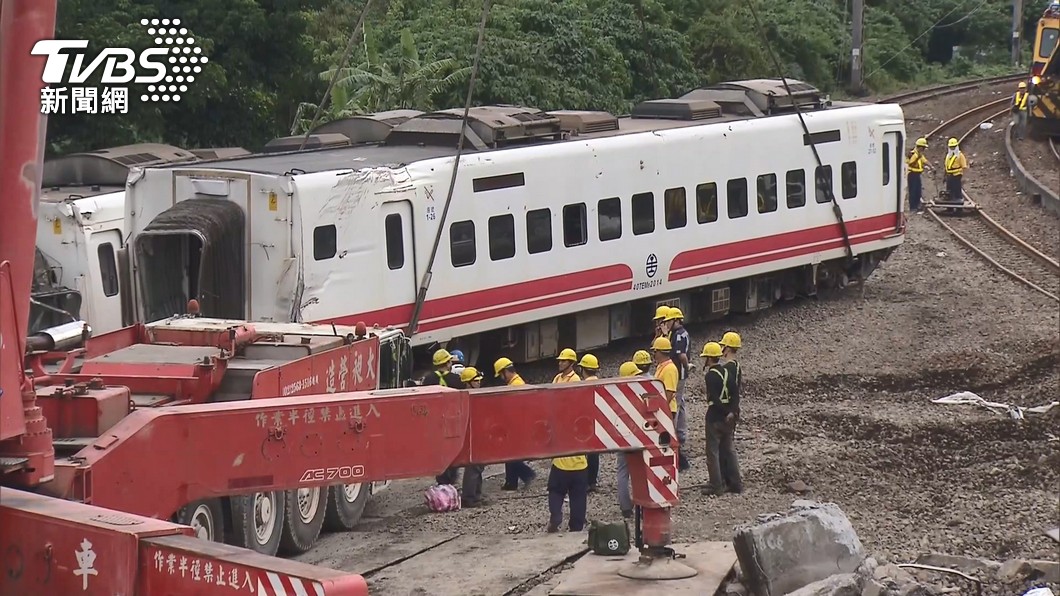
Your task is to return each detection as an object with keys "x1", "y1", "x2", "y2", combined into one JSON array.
[{"x1": 47, "y1": 0, "x2": 1039, "y2": 154}]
